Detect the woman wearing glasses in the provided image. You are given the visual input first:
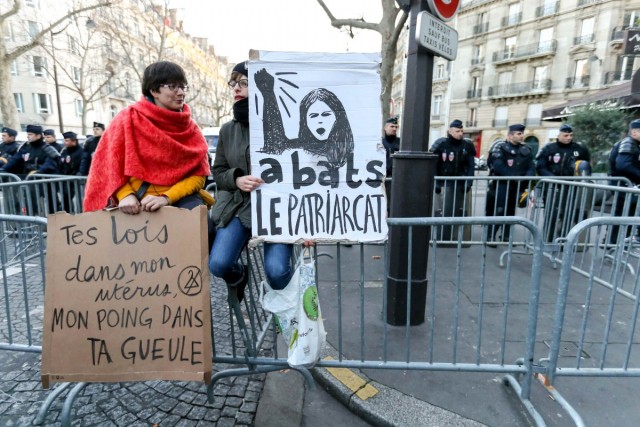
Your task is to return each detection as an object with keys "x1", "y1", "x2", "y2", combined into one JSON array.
[
  {"x1": 209, "y1": 61, "x2": 302, "y2": 302},
  {"x1": 83, "y1": 61, "x2": 213, "y2": 213}
]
